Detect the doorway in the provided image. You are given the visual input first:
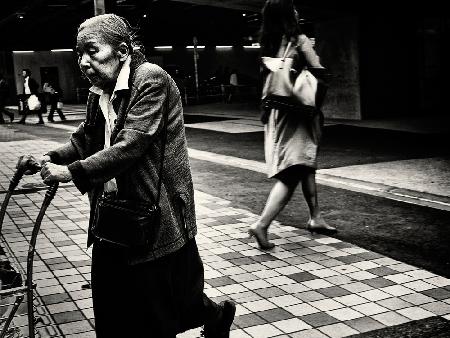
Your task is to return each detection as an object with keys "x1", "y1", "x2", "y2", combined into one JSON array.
[{"x1": 40, "y1": 67, "x2": 60, "y2": 88}]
